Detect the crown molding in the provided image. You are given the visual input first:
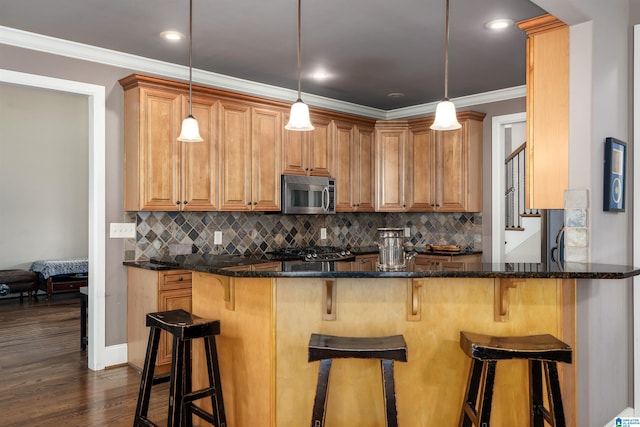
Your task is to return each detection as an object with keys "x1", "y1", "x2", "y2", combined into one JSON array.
[{"x1": 0, "y1": 25, "x2": 524, "y2": 120}]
